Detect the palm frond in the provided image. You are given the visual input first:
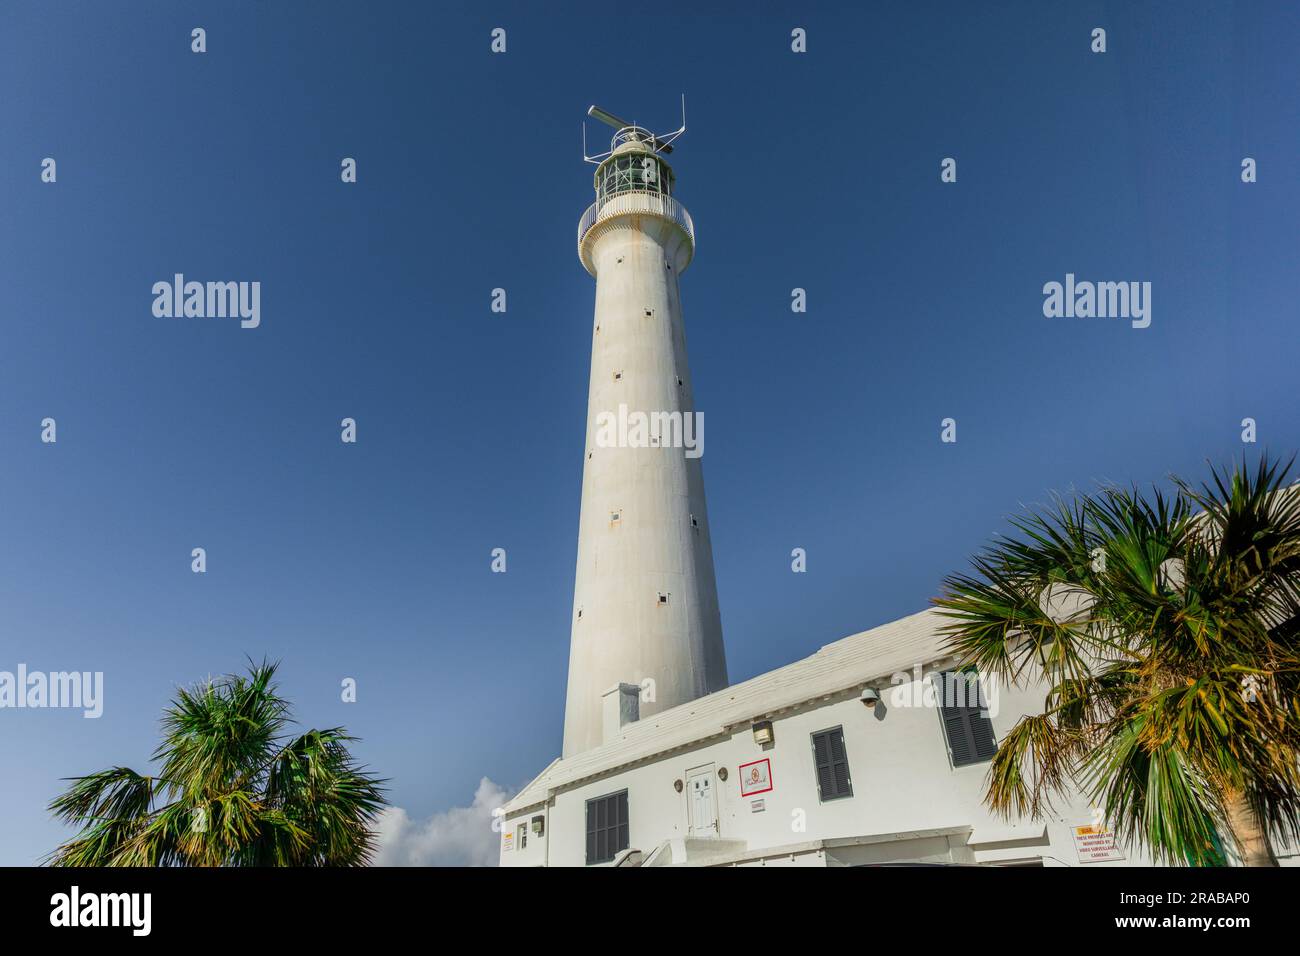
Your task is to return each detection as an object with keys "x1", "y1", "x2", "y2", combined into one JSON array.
[
  {"x1": 47, "y1": 662, "x2": 387, "y2": 867},
  {"x1": 936, "y1": 453, "x2": 1300, "y2": 865}
]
